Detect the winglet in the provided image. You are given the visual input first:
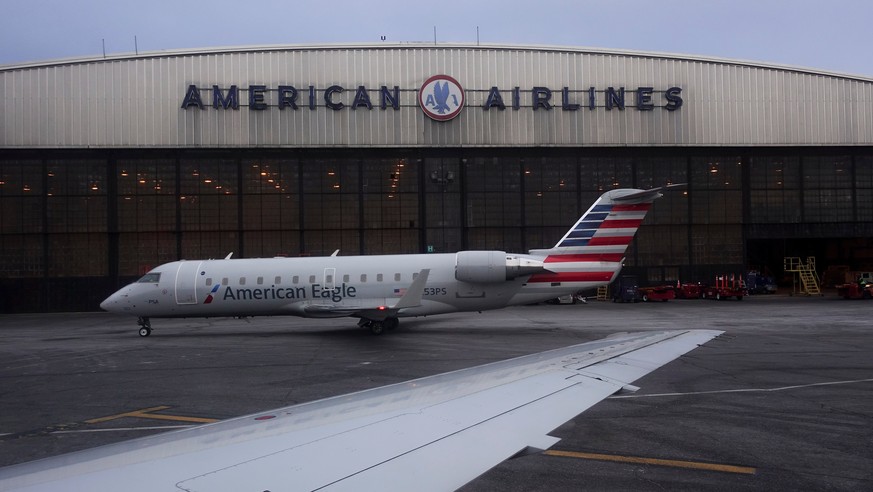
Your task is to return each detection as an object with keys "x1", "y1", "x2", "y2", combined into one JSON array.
[{"x1": 392, "y1": 269, "x2": 430, "y2": 310}]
